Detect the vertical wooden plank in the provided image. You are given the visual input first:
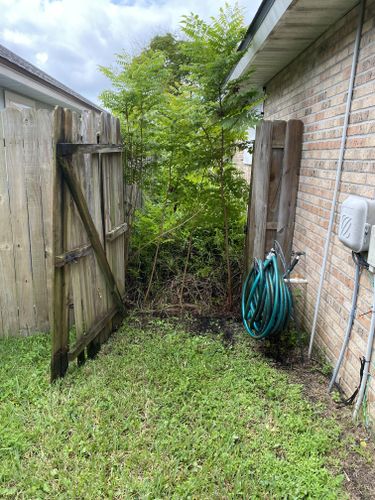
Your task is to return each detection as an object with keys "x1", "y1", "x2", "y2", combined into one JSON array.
[
  {"x1": 77, "y1": 111, "x2": 95, "y2": 338},
  {"x1": 72, "y1": 111, "x2": 87, "y2": 367},
  {"x1": 83, "y1": 111, "x2": 107, "y2": 322},
  {"x1": 37, "y1": 109, "x2": 54, "y2": 329},
  {"x1": 248, "y1": 121, "x2": 274, "y2": 260},
  {"x1": 51, "y1": 107, "x2": 69, "y2": 380},
  {"x1": 100, "y1": 112, "x2": 112, "y2": 262},
  {"x1": 84, "y1": 111, "x2": 103, "y2": 354},
  {"x1": 103, "y1": 115, "x2": 119, "y2": 280},
  {"x1": 68, "y1": 110, "x2": 86, "y2": 341},
  {"x1": 101, "y1": 113, "x2": 115, "y2": 339},
  {"x1": 23, "y1": 108, "x2": 49, "y2": 330},
  {"x1": 109, "y1": 115, "x2": 125, "y2": 293},
  {"x1": 276, "y1": 120, "x2": 303, "y2": 262},
  {"x1": 116, "y1": 117, "x2": 125, "y2": 295},
  {"x1": 99, "y1": 112, "x2": 124, "y2": 341},
  {"x1": 265, "y1": 121, "x2": 286, "y2": 252},
  {"x1": 111, "y1": 115, "x2": 125, "y2": 331},
  {"x1": 3, "y1": 108, "x2": 35, "y2": 334},
  {"x1": 0, "y1": 110, "x2": 19, "y2": 336}
]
